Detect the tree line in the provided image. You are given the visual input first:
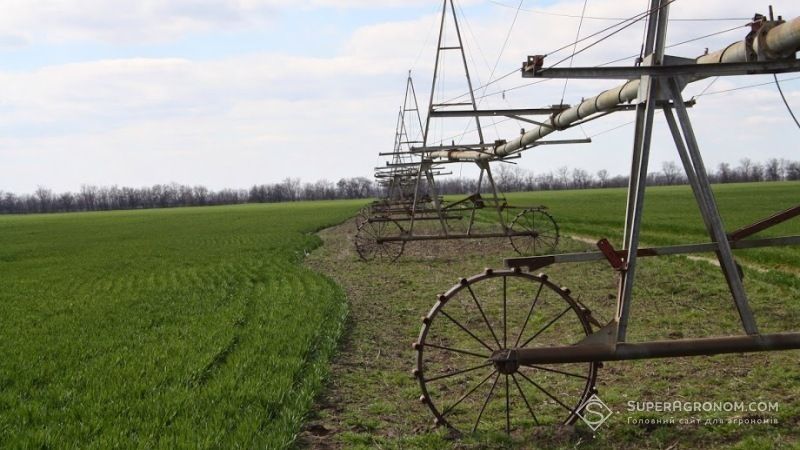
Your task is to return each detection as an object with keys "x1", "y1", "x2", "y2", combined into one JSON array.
[
  {"x1": 1, "y1": 158, "x2": 797, "y2": 214},
  {"x1": 436, "y1": 157, "x2": 800, "y2": 195},
  {"x1": 0, "y1": 177, "x2": 378, "y2": 214}
]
